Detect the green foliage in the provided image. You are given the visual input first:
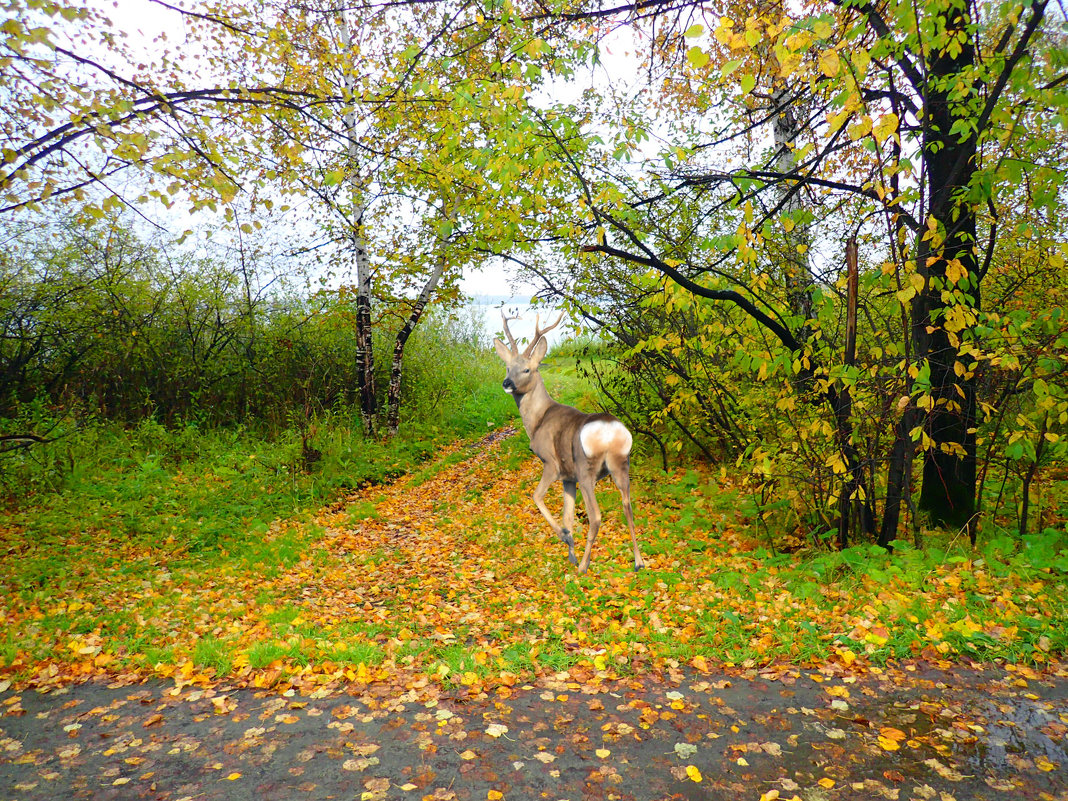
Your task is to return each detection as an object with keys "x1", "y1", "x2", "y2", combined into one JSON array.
[{"x1": 0, "y1": 307, "x2": 513, "y2": 623}]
